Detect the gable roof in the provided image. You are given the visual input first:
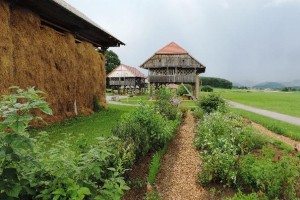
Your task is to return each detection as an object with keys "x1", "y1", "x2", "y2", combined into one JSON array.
[
  {"x1": 140, "y1": 42, "x2": 206, "y2": 73},
  {"x1": 16, "y1": 0, "x2": 124, "y2": 48},
  {"x1": 156, "y1": 42, "x2": 188, "y2": 54},
  {"x1": 107, "y1": 64, "x2": 145, "y2": 78}
]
